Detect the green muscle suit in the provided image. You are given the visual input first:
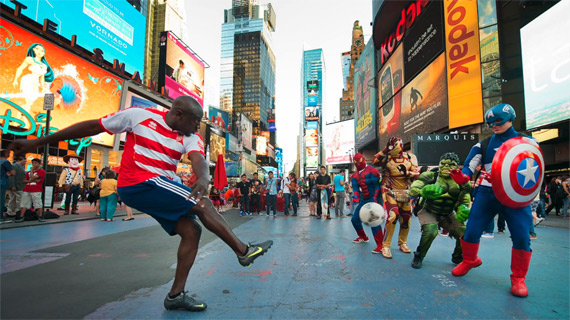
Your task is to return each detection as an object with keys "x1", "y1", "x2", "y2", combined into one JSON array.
[{"x1": 409, "y1": 152, "x2": 472, "y2": 269}]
